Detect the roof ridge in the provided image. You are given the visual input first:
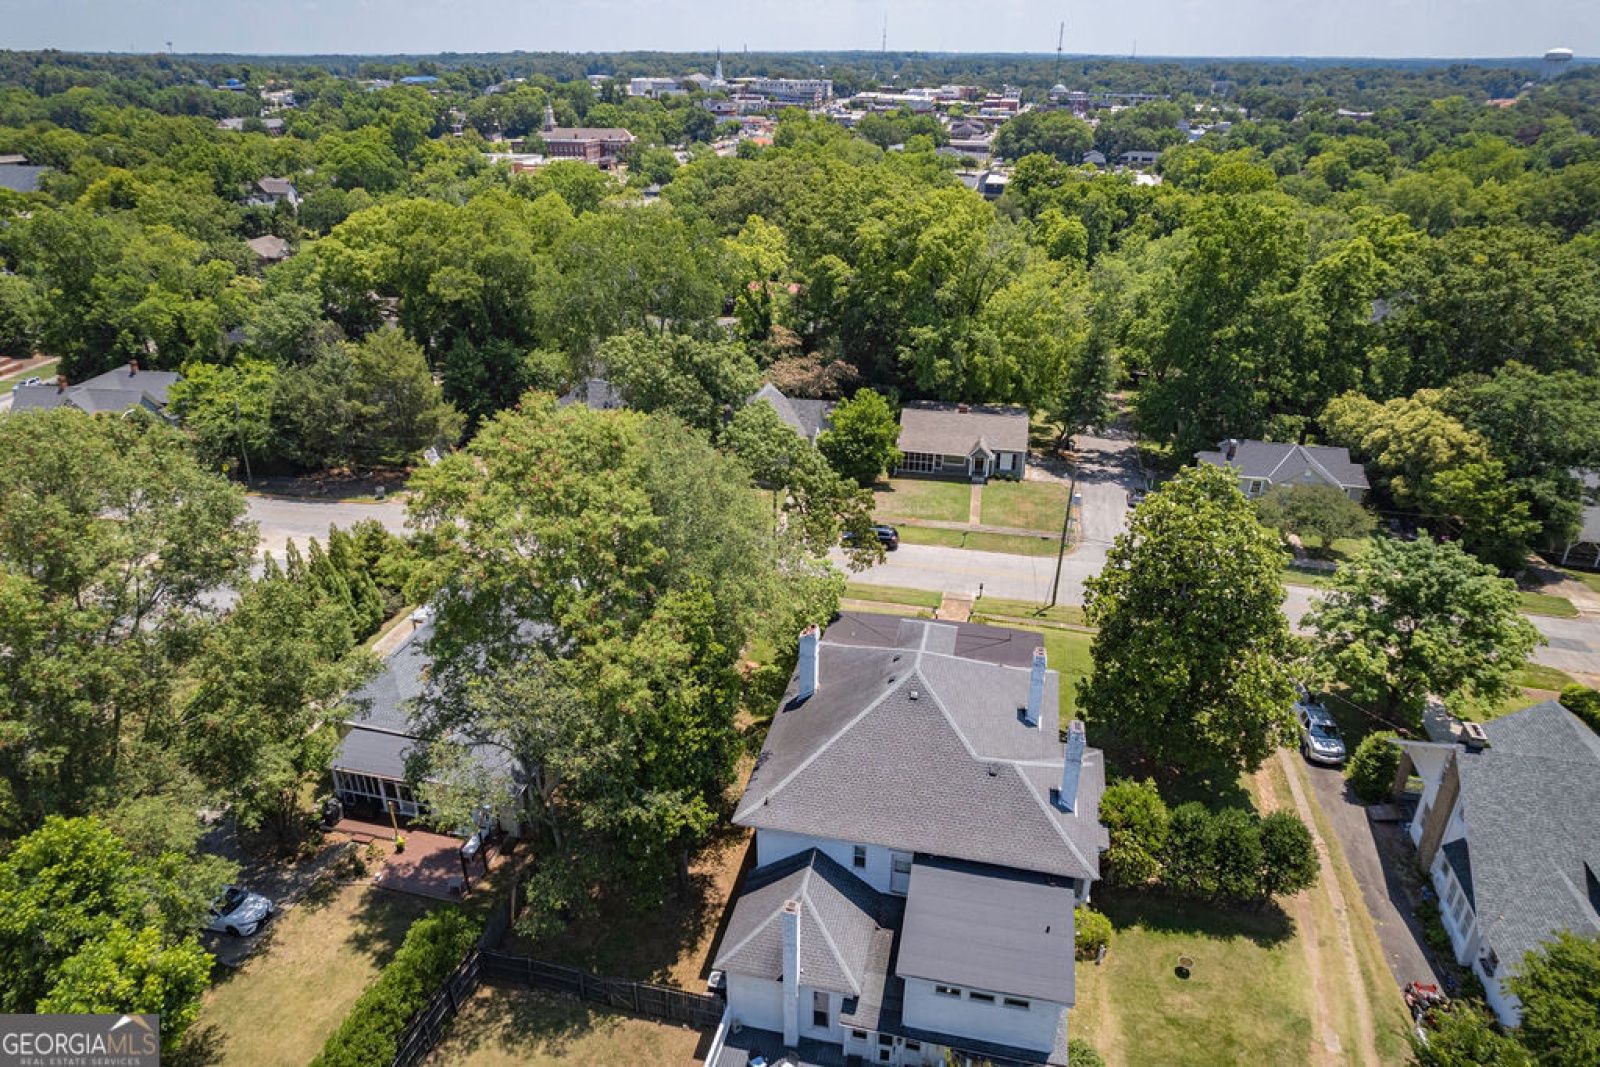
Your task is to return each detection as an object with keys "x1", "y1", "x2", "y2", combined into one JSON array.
[
  {"x1": 1018, "y1": 760, "x2": 1097, "y2": 875},
  {"x1": 803, "y1": 873, "x2": 863, "y2": 995}
]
